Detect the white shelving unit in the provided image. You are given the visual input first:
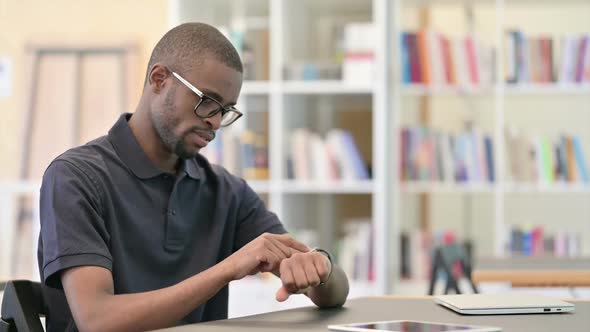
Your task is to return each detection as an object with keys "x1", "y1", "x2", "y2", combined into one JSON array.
[
  {"x1": 402, "y1": 83, "x2": 590, "y2": 96},
  {"x1": 241, "y1": 81, "x2": 273, "y2": 95},
  {"x1": 399, "y1": 182, "x2": 590, "y2": 194},
  {"x1": 281, "y1": 81, "x2": 375, "y2": 94},
  {"x1": 278, "y1": 180, "x2": 375, "y2": 194}
]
